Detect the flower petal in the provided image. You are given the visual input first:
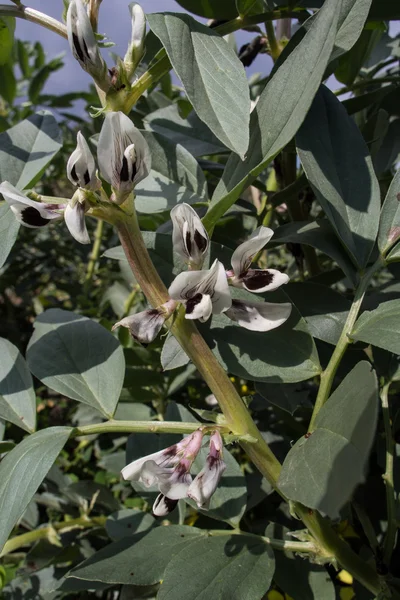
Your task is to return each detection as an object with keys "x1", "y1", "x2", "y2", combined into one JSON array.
[
  {"x1": 64, "y1": 202, "x2": 90, "y2": 244},
  {"x1": 231, "y1": 227, "x2": 274, "y2": 277},
  {"x1": 140, "y1": 460, "x2": 174, "y2": 488},
  {"x1": 240, "y1": 268, "x2": 289, "y2": 293},
  {"x1": 185, "y1": 293, "x2": 213, "y2": 322},
  {"x1": 97, "y1": 111, "x2": 151, "y2": 197},
  {"x1": 152, "y1": 494, "x2": 178, "y2": 517},
  {"x1": 124, "y1": 3, "x2": 146, "y2": 79},
  {"x1": 187, "y1": 431, "x2": 226, "y2": 509},
  {"x1": 0, "y1": 182, "x2": 61, "y2": 228},
  {"x1": 171, "y1": 203, "x2": 209, "y2": 268},
  {"x1": 158, "y1": 468, "x2": 193, "y2": 500},
  {"x1": 121, "y1": 450, "x2": 173, "y2": 481},
  {"x1": 67, "y1": 0, "x2": 107, "y2": 83},
  {"x1": 67, "y1": 131, "x2": 100, "y2": 190},
  {"x1": 225, "y1": 299, "x2": 292, "y2": 332},
  {"x1": 112, "y1": 308, "x2": 165, "y2": 344},
  {"x1": 168, "y1": 259, "x2": 231, "y2": 316}
]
